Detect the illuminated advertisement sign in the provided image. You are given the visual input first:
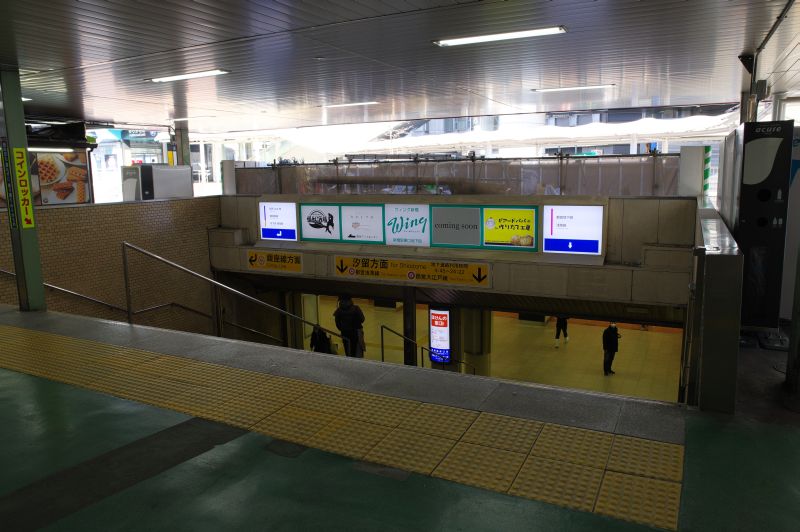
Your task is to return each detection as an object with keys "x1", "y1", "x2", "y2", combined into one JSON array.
[
  {"x1": 259, "y1": 202, "x2": 298, "y2": 241},
  {"x1": 431, "y1": 206, "x2": 482, "y2": 247},
  {"x1": 543, "y1": 205, "x2": 604, "y2": 255},
  {"x1": 385, "y1": 204, "x2": 431, "y2": 247},
  {"x1": 341, "y1": 204, "x2": 384, "y2": 244},
  {"x1": 482, "y1": 207, "x2": 538, "y2": 250},
  {"x1": 300, "y1": 204, "x2": 341, "y2": 241},
  {"x1": 429, "y1": 309, "x2": 451, "y2": 364}
]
